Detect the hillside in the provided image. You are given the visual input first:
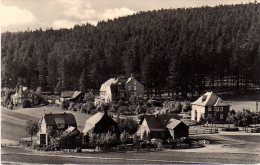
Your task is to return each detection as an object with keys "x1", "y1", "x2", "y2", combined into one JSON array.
[{"x1": 1, "y1": 3, "x2": 260, "y2": 97}]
